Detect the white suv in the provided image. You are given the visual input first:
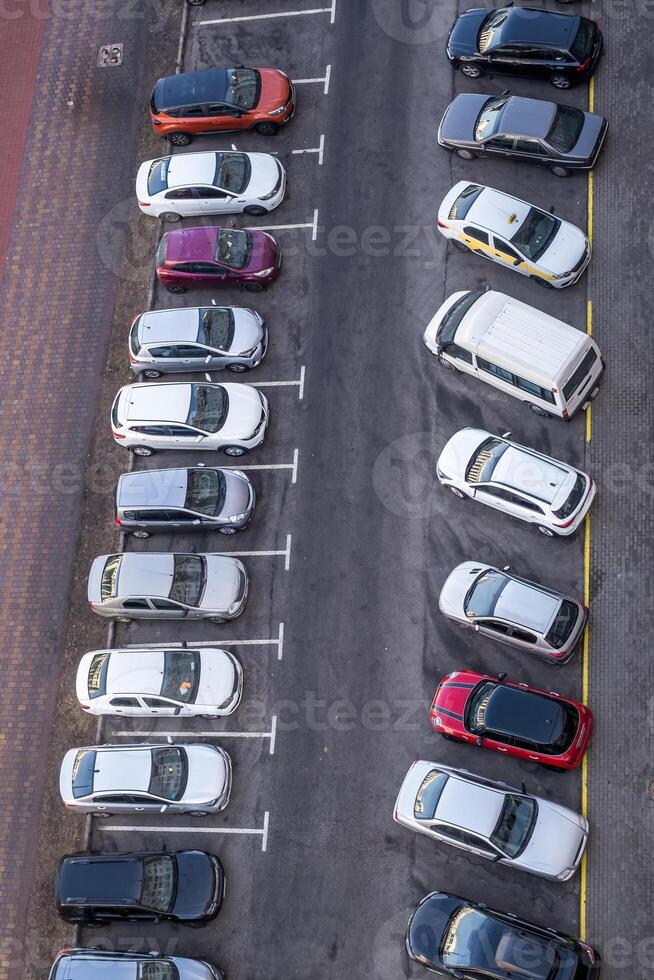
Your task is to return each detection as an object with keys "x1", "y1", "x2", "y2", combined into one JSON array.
[
  {"x1": 111, "y1": 381, "x2": 268, "y2": 457},
  {"x1": 436, "y1": 428, "x2": 595, "y2": 536}
]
